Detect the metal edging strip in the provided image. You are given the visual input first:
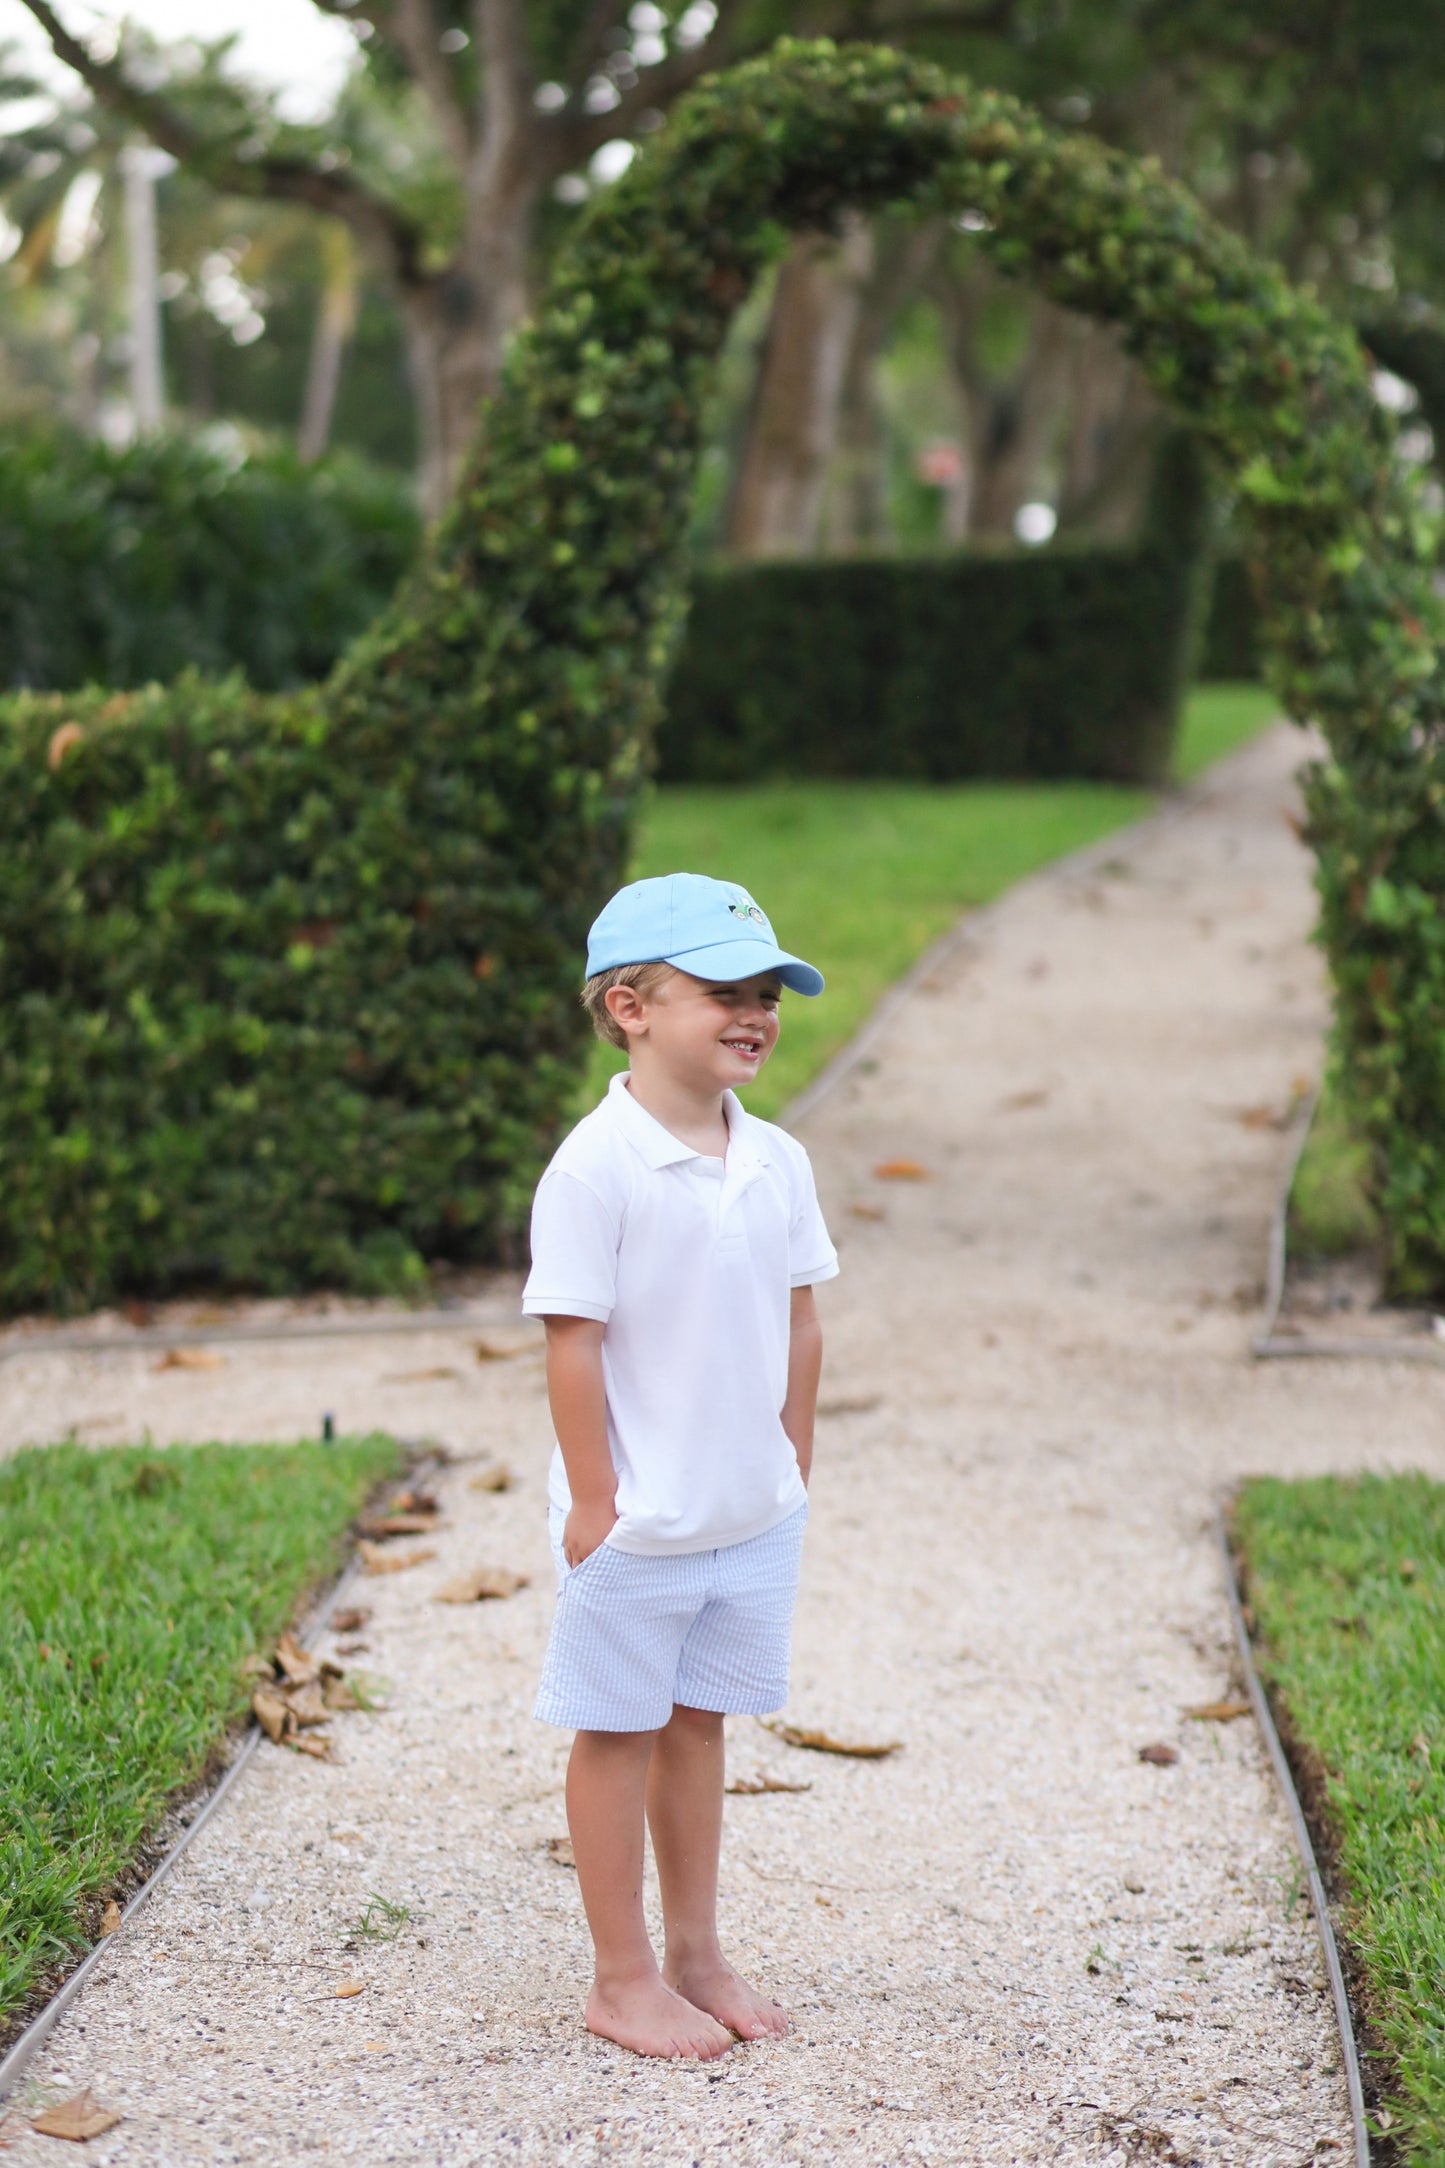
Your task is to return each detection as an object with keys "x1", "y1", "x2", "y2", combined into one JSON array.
[
  {"x1": 1251, "y1": 1086, "x2": 1445, "y2": 1365},
  {"x1": 0, "y1": 1554, "x2": 367, "y2": 2108},
  {"x1": 1216, "y1": 1500, "x2": 1370, "y2": 2168},
  {"x1": 0, "y1": 1303, "x2": 534, "y2": 1368}
]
